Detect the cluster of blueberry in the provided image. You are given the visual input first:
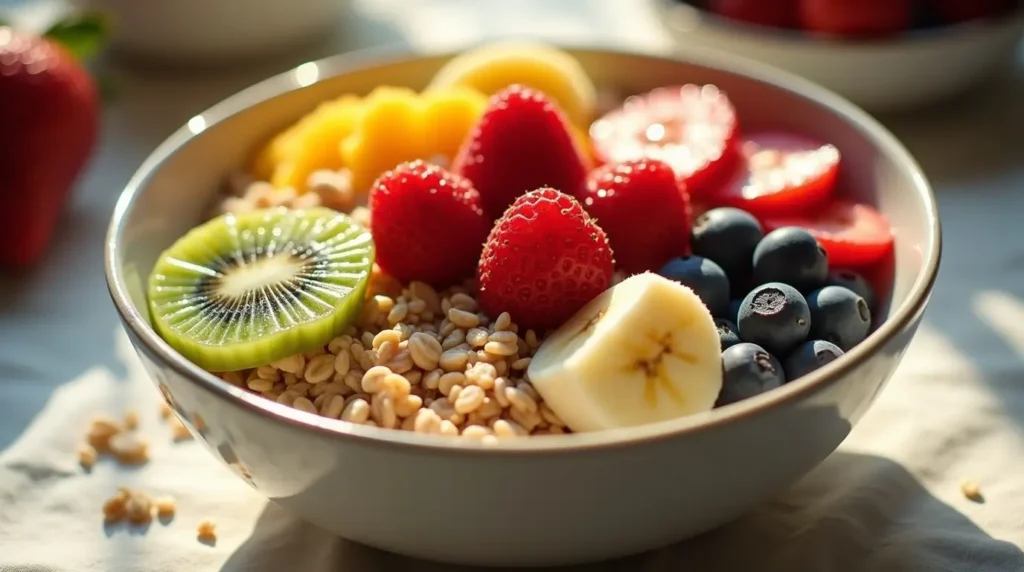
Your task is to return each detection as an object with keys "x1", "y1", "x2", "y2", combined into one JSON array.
[{"x1": 658, "y1": 207, "x2": 877, "y2": 406}]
